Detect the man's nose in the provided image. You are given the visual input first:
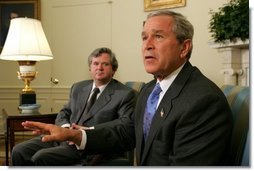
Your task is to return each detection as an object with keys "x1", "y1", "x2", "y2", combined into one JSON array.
[
  {"x1": 144, "y1": 37, "x2": 155, "y2": 50},
  {"x1": 98, "y1": 63, "x2": 104, "y2": 69}
]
